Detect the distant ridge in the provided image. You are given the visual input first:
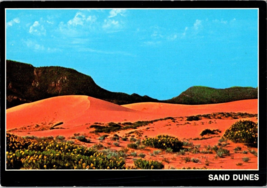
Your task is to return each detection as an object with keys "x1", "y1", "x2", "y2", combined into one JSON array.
[
  {"x1": 6, "y1": 60, "x2": 257, "y2": 108},
  {"x1": 165, "y1": 86, "x2": 257, "y2": 104},
  {"x1": 6, "y1": 60, "x2": 158, "y2": 108}
]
